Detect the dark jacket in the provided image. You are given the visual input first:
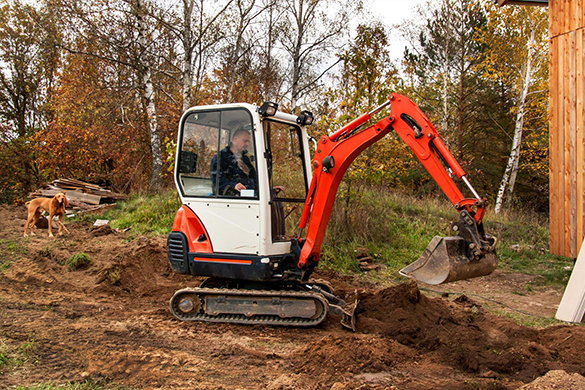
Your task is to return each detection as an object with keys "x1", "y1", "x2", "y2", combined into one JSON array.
[{"x1": 210, "y1": 146, "x2": 257, "y2": 195}]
